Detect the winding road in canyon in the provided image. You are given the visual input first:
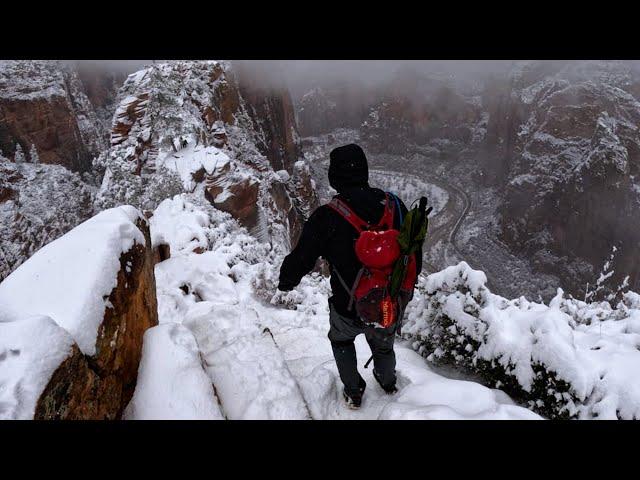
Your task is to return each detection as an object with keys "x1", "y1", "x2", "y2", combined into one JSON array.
[{"x1": 370, "y1": 162, "x2": 472, "y2": 275}]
